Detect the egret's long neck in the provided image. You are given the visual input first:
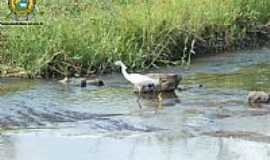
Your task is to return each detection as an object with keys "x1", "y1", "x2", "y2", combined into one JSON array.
[{"x1": 120, "y1": 64, "x2": 129, "y2": 81}]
